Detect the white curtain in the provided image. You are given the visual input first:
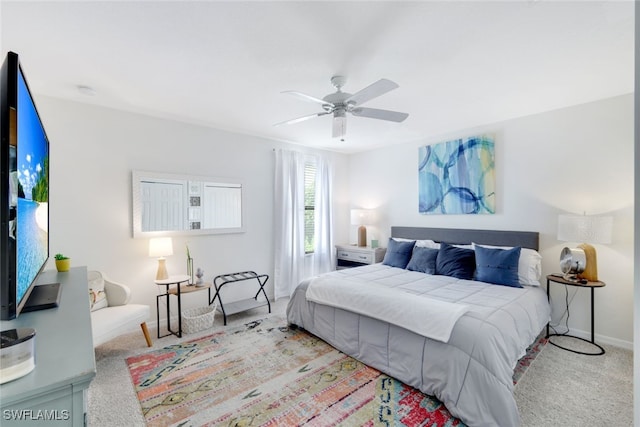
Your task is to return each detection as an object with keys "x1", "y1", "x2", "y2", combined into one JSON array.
[
  {"x1": 274, "y1": 149, "x2": 334, "y2": 299},
  {"x1": 311, "y1": 154, "x2": 334, "y2": 276}
]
